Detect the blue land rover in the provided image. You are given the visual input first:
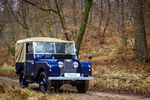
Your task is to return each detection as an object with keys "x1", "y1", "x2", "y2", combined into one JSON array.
[{"x1": 15, "y1": 37, "x2": 94, "y2": 93}]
